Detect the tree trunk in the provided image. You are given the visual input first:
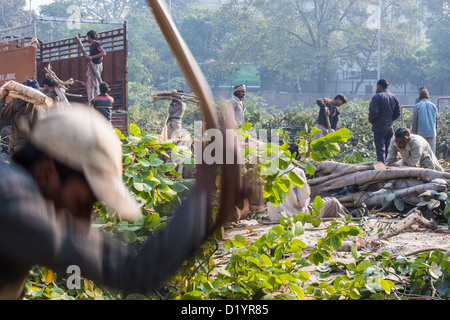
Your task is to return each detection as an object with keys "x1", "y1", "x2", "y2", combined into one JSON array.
[{"x1": 308, "y1": 161, "x2": 449, "y2": 211}]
